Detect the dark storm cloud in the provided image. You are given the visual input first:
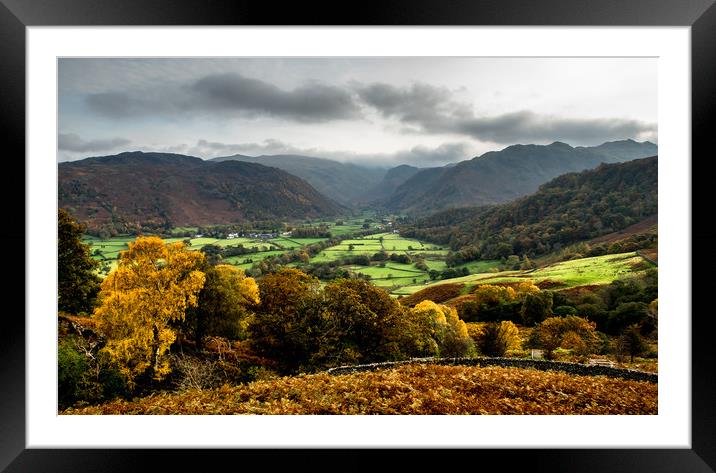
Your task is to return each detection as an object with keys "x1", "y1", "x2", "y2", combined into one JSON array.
[
  {"x1": 58, "y1": 133, "x2": 131, "y2": 152},
  {"x1": 191, "y1": 73, "x2": 359, "y2": 121},
  {"x1": 356, "y1": 82, "x2": 471, "y2": 125},
  {"x1": 86, "y1": 73, "x2": 360, "y2": 122},
  {"x1": 356, "y1": 82, "x2": 656, "y2": 145},
  {"x1": 448, "y1": 111, "x2": 655, "y2": 144}
]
